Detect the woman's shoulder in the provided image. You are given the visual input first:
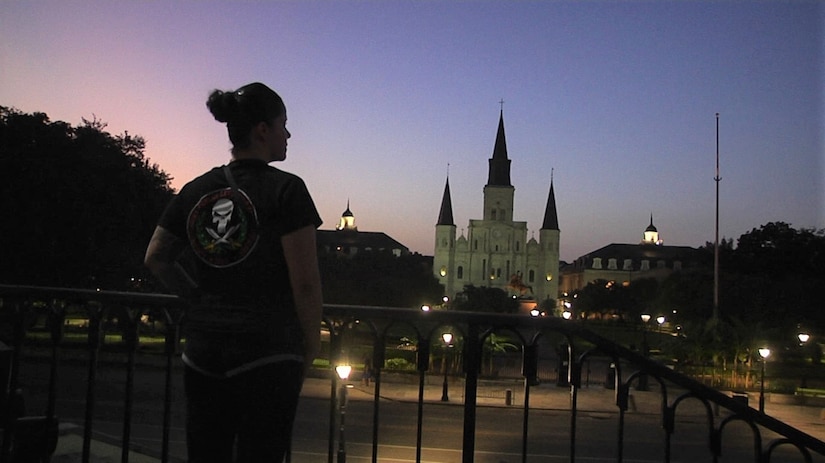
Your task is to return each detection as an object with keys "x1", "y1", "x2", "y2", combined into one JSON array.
[
  {"x1": 178, "y1": 166, "x2": 226, "y2": 193},
  {"x1": 261, "y1": 165, "x2": 307, "y2": 185}
]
